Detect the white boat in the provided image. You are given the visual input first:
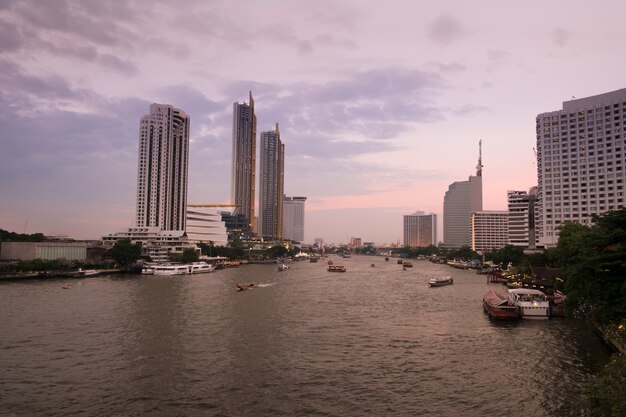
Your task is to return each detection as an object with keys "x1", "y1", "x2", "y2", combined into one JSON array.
[
  {"x1": 189, "y1": 262, "x2": 216, "y2": 274},
  {"x1": 141, "y1": 266, "x2": 155, "y2": 275},
  {"x1": 507, "y1": 288, "x2": 550, "y2": 319},
  {"x1": 278, "y1": 264, "x2": 289, "y2": 271},
  {"x1": 429, "y1": 276, "x2": 453, "y2": 287},
  {"x1": 153, "y1": 264, "x2": 191, "y2": 276}
]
